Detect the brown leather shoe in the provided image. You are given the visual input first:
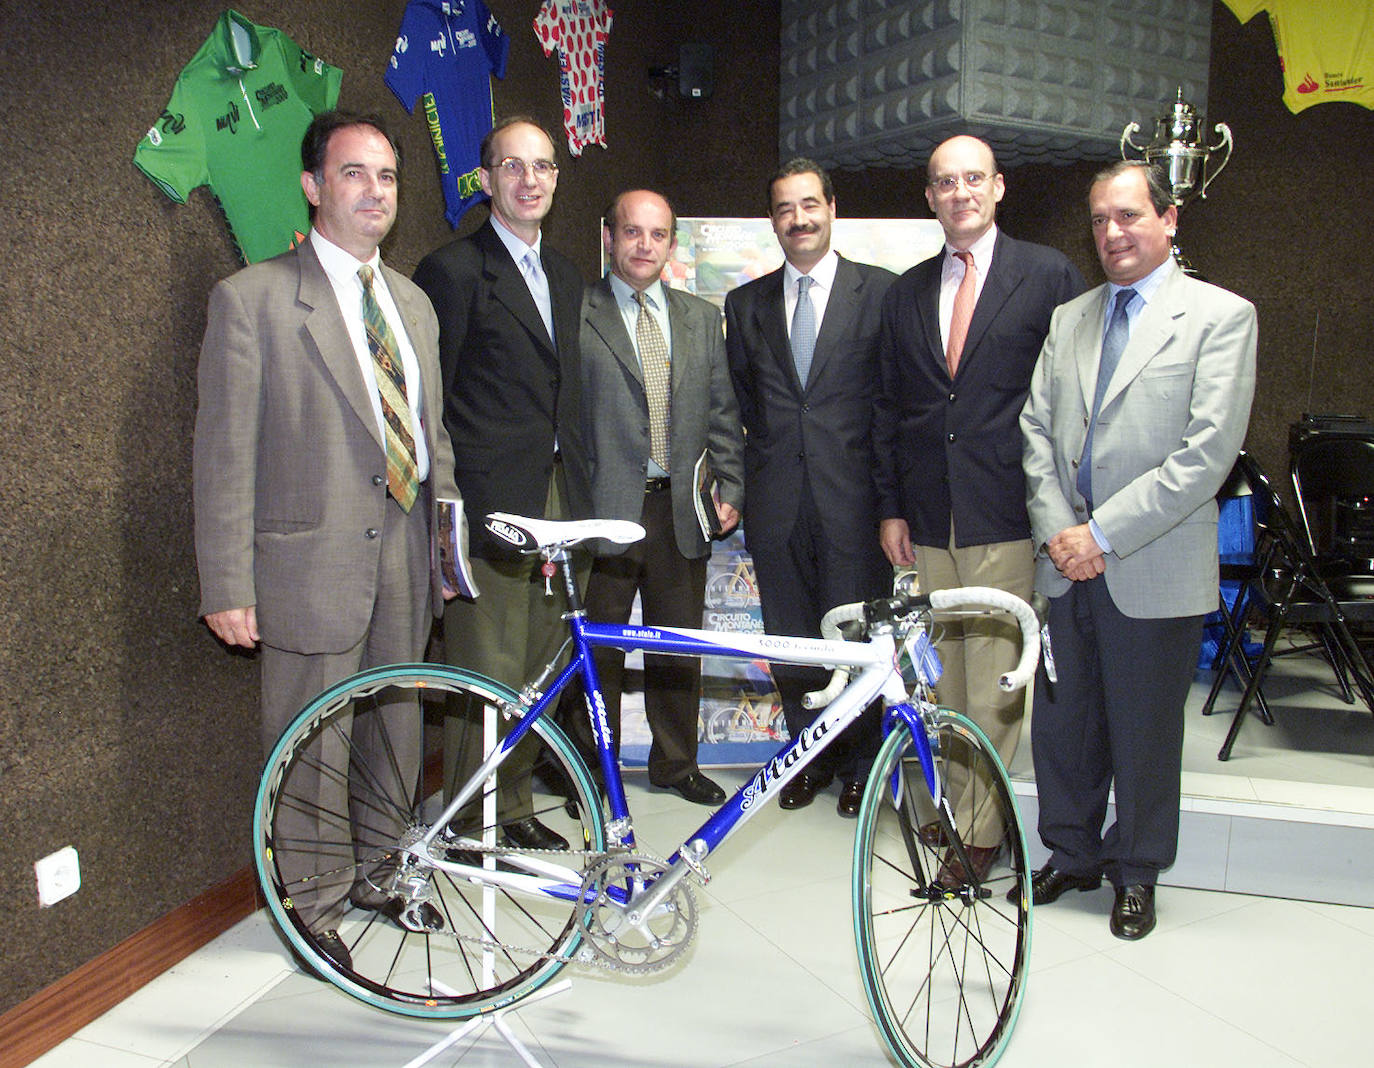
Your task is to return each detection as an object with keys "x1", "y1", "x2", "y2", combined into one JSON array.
[
  {"x1": 779, "y1": 772, "x2": 833, "y2": 810},
  {"x1": 919, "y1": 821, "x2": 948, "y2": 848},
  {"x1": 934, "y1": 844, "x2": 999, "y2": 888}
]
